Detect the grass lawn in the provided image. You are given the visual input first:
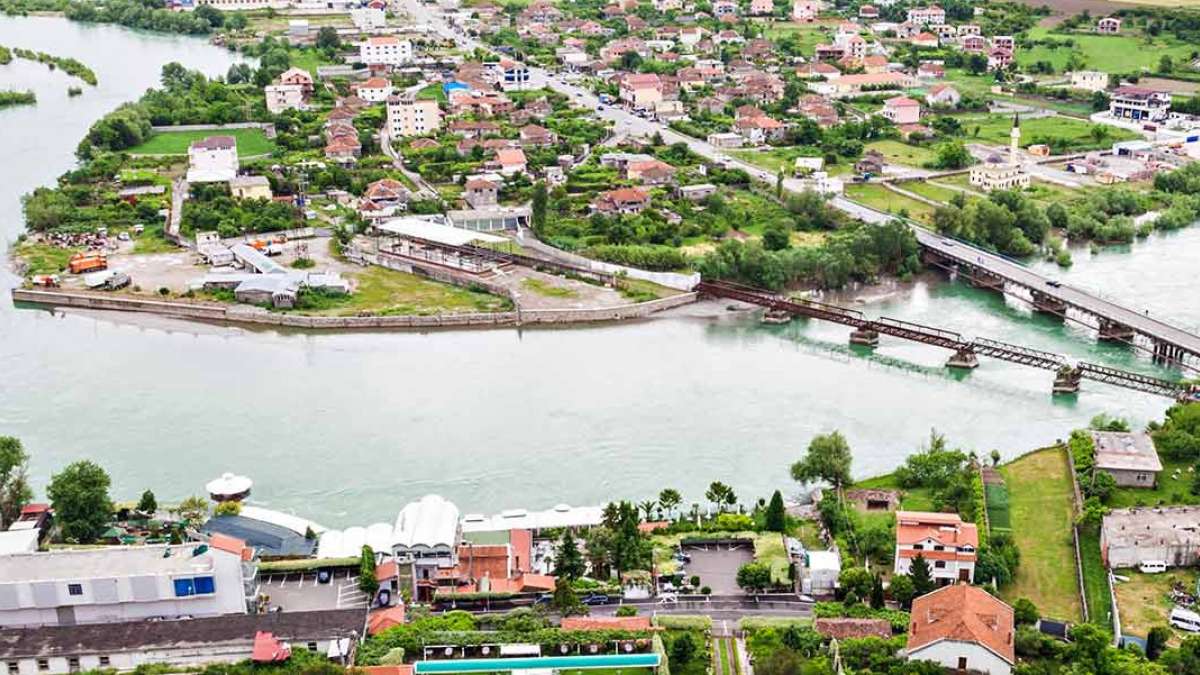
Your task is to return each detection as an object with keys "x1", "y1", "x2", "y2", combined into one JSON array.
[
  {"x1": 730, "y1": 147, "x2": 820, "y2": 174},
  {"x1": 12, "y1": 242, "x2": 78, "y2": 275},
  {"x1": 291, "y1": 266, "x2": 512, "y2": 316},
  {"x1": 287, "y1": 48, "x2": 333, "y2": 77},
  {"x1": 999, "y1": 448, "x2": 1083, "y2": 622},
  {"x1": 843, "y1": 183, "x2": 936, "y2": 223},
  {"x1": 899, "y1": 180, "x2": 961, "y2": 204},
  {"x1": 1019, "y1": 27, "x2": 1196, "y2": 73},
  {"x1": 761, "y1": 21, "x2": 831, "y2": 54},
  {"x1": 131, "y1": 224, "x2": 179, "y2": 255},
  {"x1": 865, "y1": 140, "x2": 936, "y2": 168},
  {"x1": 1113, "y1": 568, "x2": 1200, "y2": 644},
  {"x1": 617, "y1": 277, "x2": 680, "y2": 303},
  {"x1": 1079, "y1": 527, "x2": 1113, "y2": 627},
  {"x1": 129, "y1": 128, "x2": 276, "y2": 157},
  {"x1": 521, "y1": 277, "x2": 578, "y2": 299},
  {"x1": 1107, "y1": 458, "x2": 1200, "y2": 509},
  {"x1": 854, "y1": 473, "x2": 936, "y2": 511},
  {"x1": 952, "y1": 113, "x2": 1138, "y2": 151},
  {"x1": 417, "y1": 83, "x2": 448, "y2": 102}
]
